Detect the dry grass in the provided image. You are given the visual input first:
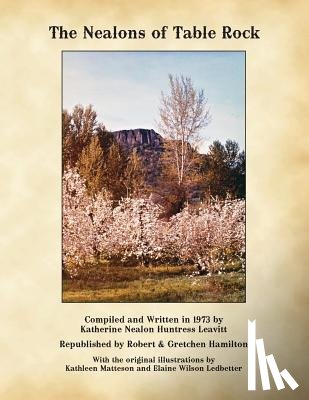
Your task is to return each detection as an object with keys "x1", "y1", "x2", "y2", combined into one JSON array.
[{"x1": 62, "y1": 262, "x2": 245, "y2": 303}]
